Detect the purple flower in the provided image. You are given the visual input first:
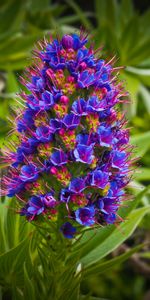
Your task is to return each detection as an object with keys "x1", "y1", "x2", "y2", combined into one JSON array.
[
  {"x1": 60, "y1": 188, "x2": 71, "y2": 202},
  {"x1": 50, "y1": 150, "x2": 68, "y2": 166},
  {"x1": 74, "y1": 144, "x2": 94, "y2": 164},
  {"x1": 77, "y1": 71, "x2": 95, "y2": 88},
  {"x1": 76, "y1": 49, "x2": 95, "y2": 68},
  {"x1": 69, "y1": 178, "x2": 85, "y2": 193},
  {"x1": 112, "y1": 151, "x2": 127, "y2": 170},
  {"x1": 60, "y1": 222, "x2": 76, "y2": 239},
  {"x1": 18, "y1": 139, "x2": 37, "y2": 156},
  {"x1": 108, "y1": 181, "x2": 124, "y2": 198},
  {"x1": 76, "y1": 133, "x2": 95, "y2": 146},
  {"x1": 72, "y1": 33, "x2": 87, "y2": 50},
  {"x1": 97, "y1": 125, "x2": 113, "y2": 147},
  {"x1": 71, "y1": 99, "x2": 87, "y2": 116},
  {"x1": 35, "y1": 126, "x2": 52, "y2": 143},
  {"x1": 42, "y1": 193, "x2": 57, "y2": 207},
  {"x1": 103, "y1": 213, "x2": 116, "y2": 224},
  {"x1": 27, "y1": 76, "x2": 45, "y2": 92},
  {"x1": 97, "y1": 198, "x2": 118, "y2": 215},
  {"x1": 7, "y1": 177, "x2": 24, "y2": 197},
  {"x1": 27, "y1": 90, "x2": 54, "y2": 111},
  {"x1": 91, "y1": 170, "x2": 109, "y2": 189},
  {"x1": 41, "y1": 90, "x2": 54, "y2": 109},
  {"x1": 115, "y1": 130, "x2": 129, "y2": 147},
  {"x1": 27, "y1": 196, "x2": 45, "y2": 215},
  {"x1": 17, "y1": 109, "x2": 35, "y2": 132},
  {"x1": 61, "y1": 35, "x2": 73, "y2": 49},
  {"x1": 87, "y1": 96, "x2": 107, "y2": 112},
  {"x1": 62, "y1": 113, "x2": 80, "y2": 130},
  {"x1": 20, "y1": 164, "x2": 39, "y2": 182},
  {"x1": 75, "y1": 206, "x2": 95, "y2": 226},
  {"x1": 49, "y1": 119, "x2": 62, "y2": 133}
]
